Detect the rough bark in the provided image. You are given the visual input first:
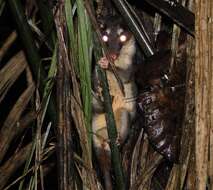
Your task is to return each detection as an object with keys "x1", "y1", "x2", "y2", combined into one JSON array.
[{"x1": 195, "y1": 0, "x2": 213, "y2": 189}]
